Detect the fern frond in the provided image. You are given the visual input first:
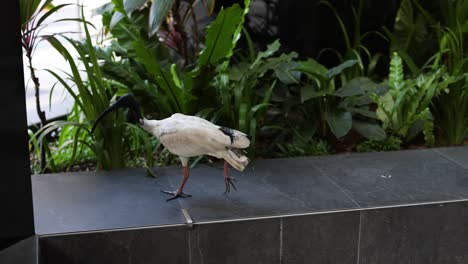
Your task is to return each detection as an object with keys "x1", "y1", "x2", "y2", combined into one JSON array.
[{"x1": 389, "y1": 52, "x2": 405, "y2": 92}]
